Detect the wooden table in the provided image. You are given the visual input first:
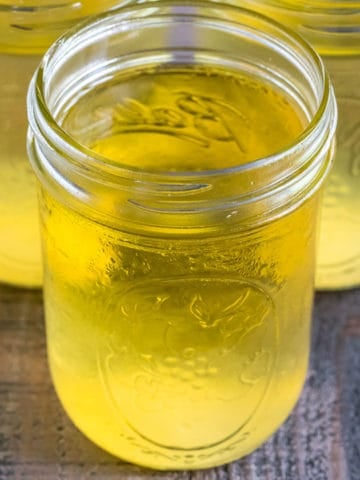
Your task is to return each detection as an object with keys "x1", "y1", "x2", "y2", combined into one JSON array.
[{"x1": 0, "y1": 285, "x2": 359, "y2": 480}]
